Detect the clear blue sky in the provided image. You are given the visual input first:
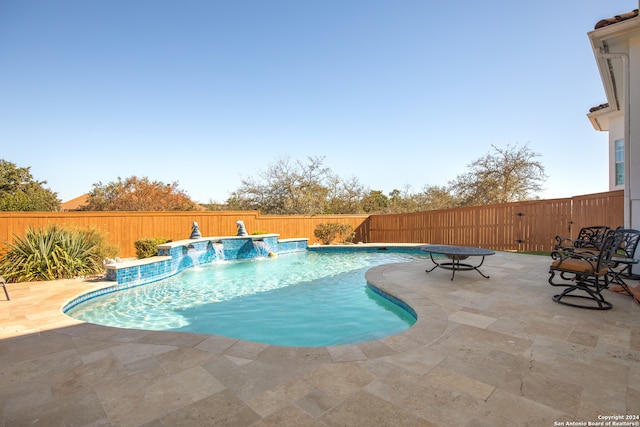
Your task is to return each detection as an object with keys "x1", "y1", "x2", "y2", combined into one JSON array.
[{"x1": 1, "y1": 1, "x2": 637, "y2": 204}]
